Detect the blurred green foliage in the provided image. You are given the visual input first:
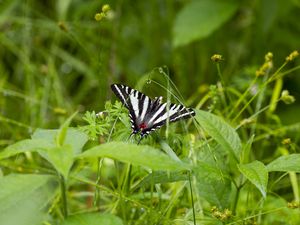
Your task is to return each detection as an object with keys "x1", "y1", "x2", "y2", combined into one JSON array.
[
  {"x1": 1, "y1": 0, "x2": 299, "y2": 140},
  {"x1": 1, "y1": 0, "x2": 300, "y2": 224}
]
